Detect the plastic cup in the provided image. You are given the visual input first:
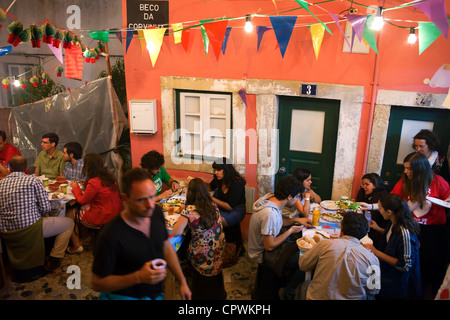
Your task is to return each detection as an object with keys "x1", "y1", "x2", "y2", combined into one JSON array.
[
  {"x1": 168, "y1": 206, "x2": 174, "y2": 215},
  {"x1": 151, "y1": 259, "x2": 167, "y2": 270},
  {"x1": 60, "y1": 184, "x2": 68, "y2": 194},
  {"x1": 42, "y1": 178, "x2": 49, "y2": 187}
]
